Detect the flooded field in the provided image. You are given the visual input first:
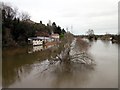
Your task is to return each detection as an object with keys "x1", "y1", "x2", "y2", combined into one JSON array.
[{"x1": 2, "y1": 39, "x2": 118, "y2": 88}]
